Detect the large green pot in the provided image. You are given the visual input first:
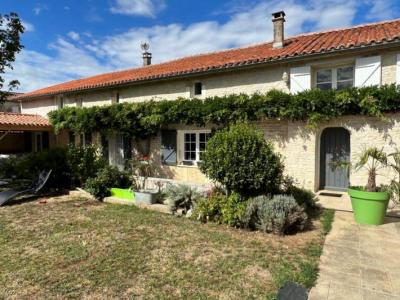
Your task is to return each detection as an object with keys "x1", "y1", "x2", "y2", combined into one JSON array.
[{"x1": 348, "y1": 188, "x2": 389, "y2": 225}]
